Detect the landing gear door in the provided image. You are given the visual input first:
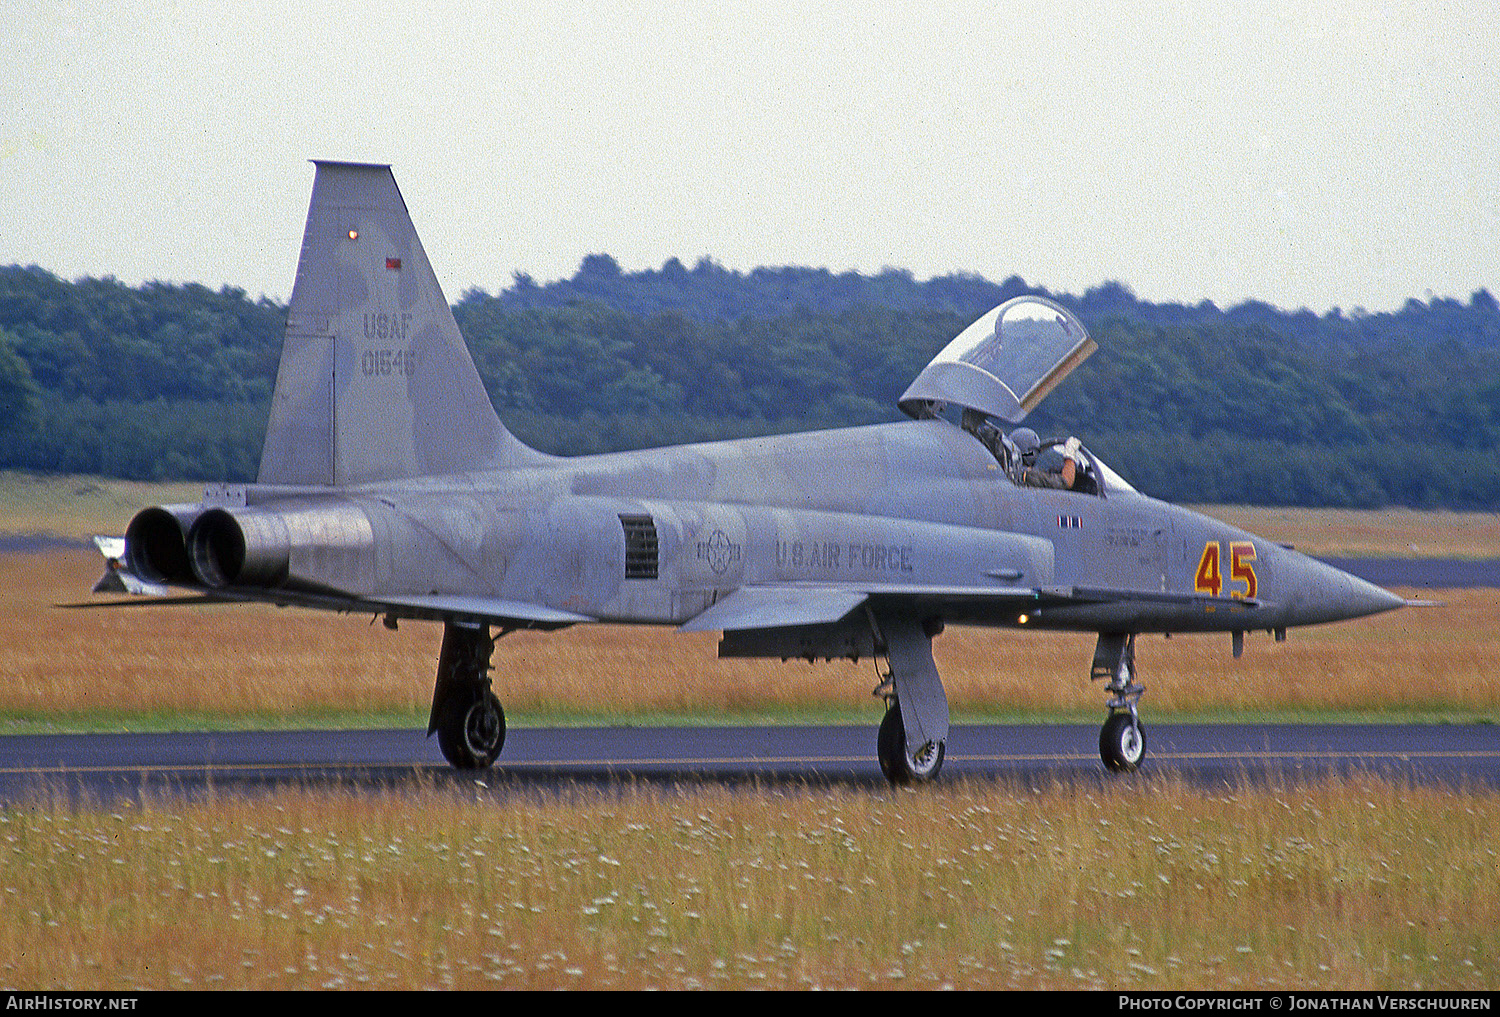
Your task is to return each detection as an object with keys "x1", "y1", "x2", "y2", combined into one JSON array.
[{"x1": 898, "y1": 296, "x2": 1095, "y2": 423}]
